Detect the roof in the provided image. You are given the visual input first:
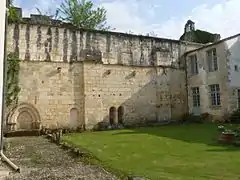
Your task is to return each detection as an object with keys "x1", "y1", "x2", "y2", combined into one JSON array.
[
  {"x1": 185, "y1": 33, "x2": 240, "y2": 55},
  {"x1": 186, "y1": 20, "x2": 195, "y2": 25},
  {"x1": 180, "y1": 29, "x2": 220, "y2": 44}
]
